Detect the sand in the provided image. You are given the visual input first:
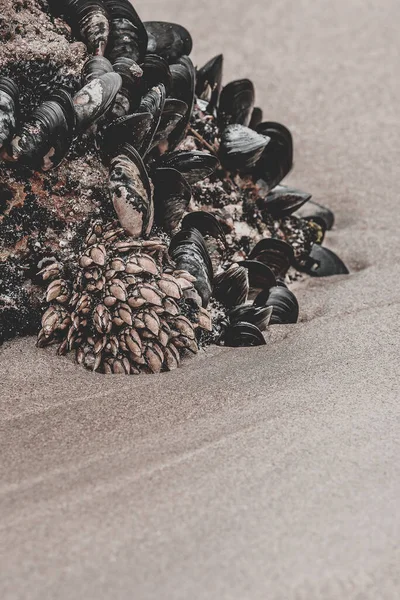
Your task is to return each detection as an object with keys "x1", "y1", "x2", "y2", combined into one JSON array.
[{"x1": 1, "y1": 0, "x2": 400, "y2": 598}]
